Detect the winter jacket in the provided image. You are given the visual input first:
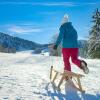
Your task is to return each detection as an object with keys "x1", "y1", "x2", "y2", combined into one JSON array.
[{"x1": 55, "y1": 22, "x2": 79, "y2": 48}]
